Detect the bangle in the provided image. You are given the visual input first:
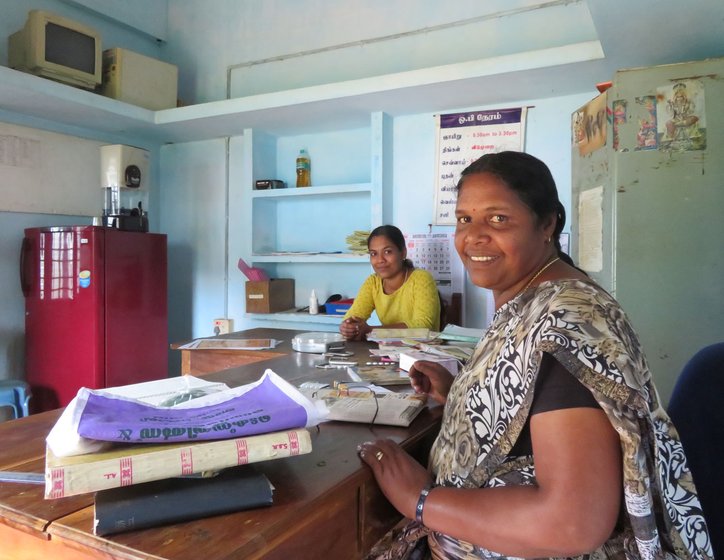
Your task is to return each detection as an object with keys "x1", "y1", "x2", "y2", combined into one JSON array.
[{"x1": 415, "y1": 483, "x2": 434, "y2": 525}]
